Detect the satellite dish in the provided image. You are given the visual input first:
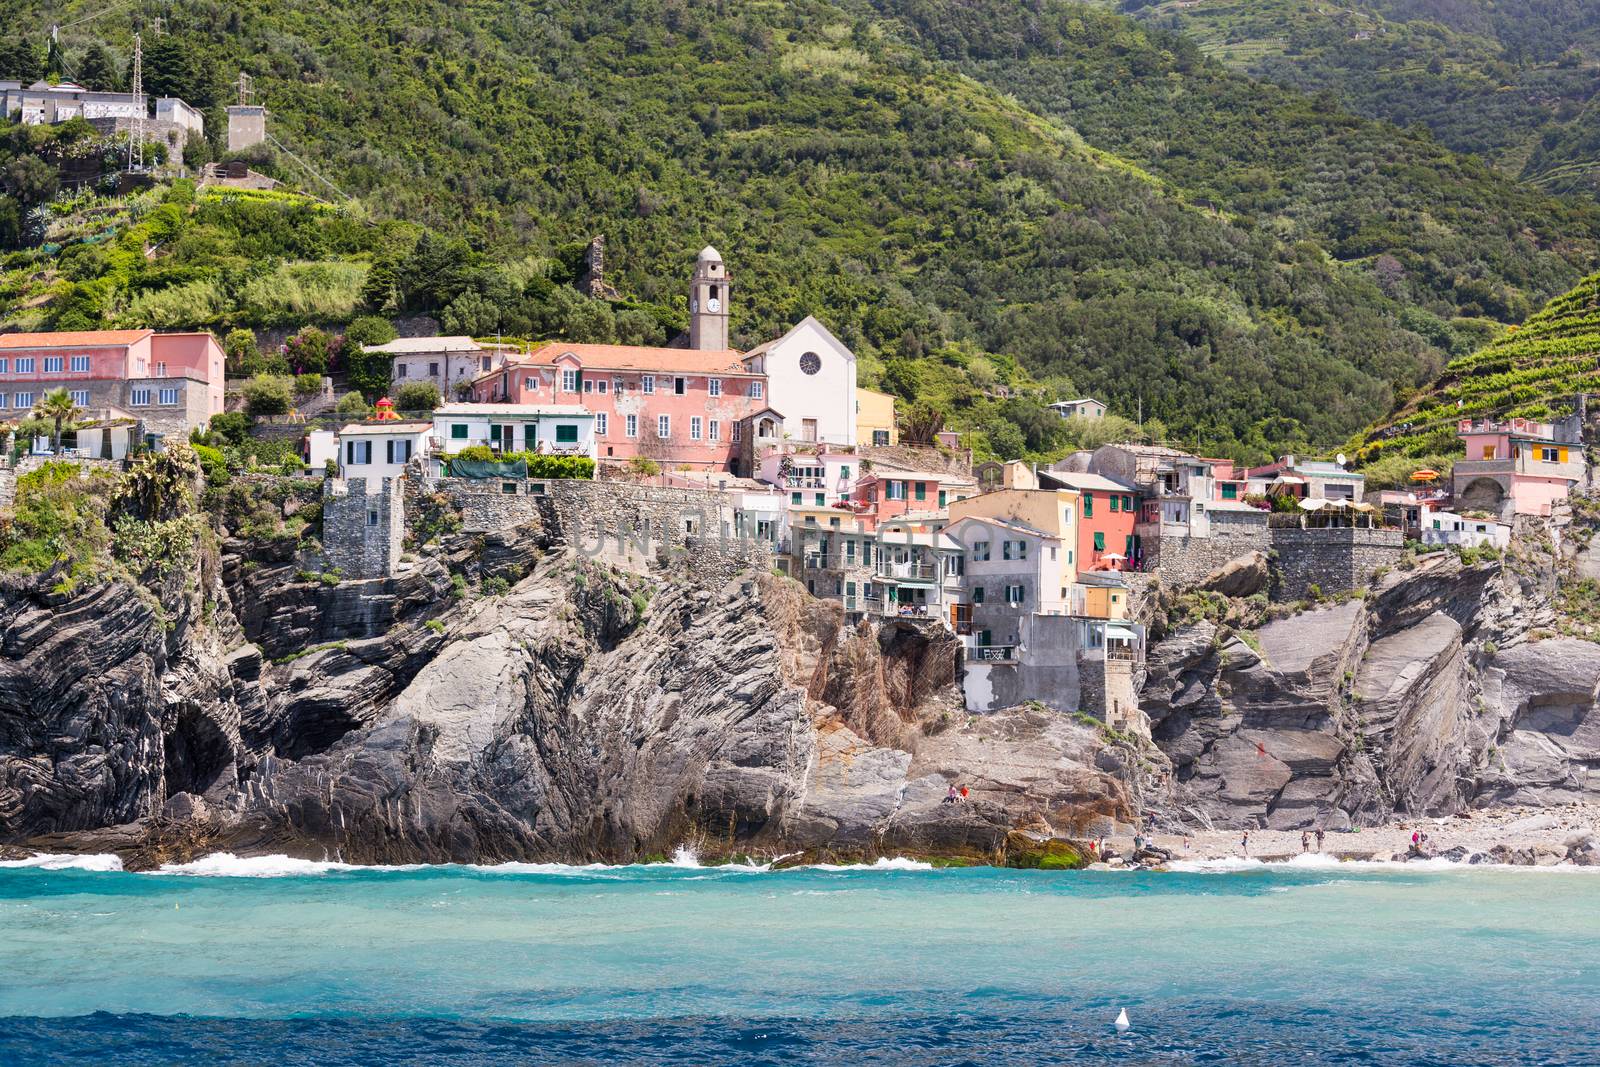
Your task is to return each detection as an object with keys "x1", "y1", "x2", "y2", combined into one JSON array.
[{"x1": 1336, "y1": 453, "x2": 1347, "y2": 467}]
